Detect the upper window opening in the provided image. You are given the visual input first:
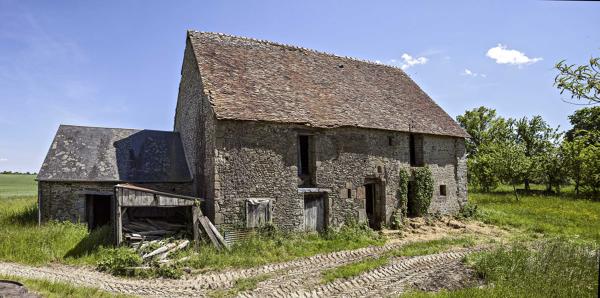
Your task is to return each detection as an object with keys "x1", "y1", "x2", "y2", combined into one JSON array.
[
  {"x1": 409, "y1": 134, "x2": 424, "y2": 167},
  {"x1": 388, "y1": 136, "x2": 393, "y2": 146},
  {"x1": 298, "y1": 135, "x2": 316, "y2": 187},
  {"x1": 298, "y1": 135, "x2": 310, "y2": 176}
]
